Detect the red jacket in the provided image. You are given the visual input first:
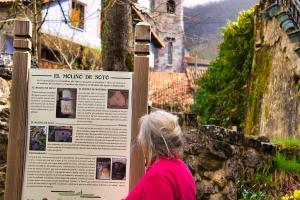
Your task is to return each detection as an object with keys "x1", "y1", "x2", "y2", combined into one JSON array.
[{"x1": 124, "y1": 158, "x2": 196, "y2": 200}]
